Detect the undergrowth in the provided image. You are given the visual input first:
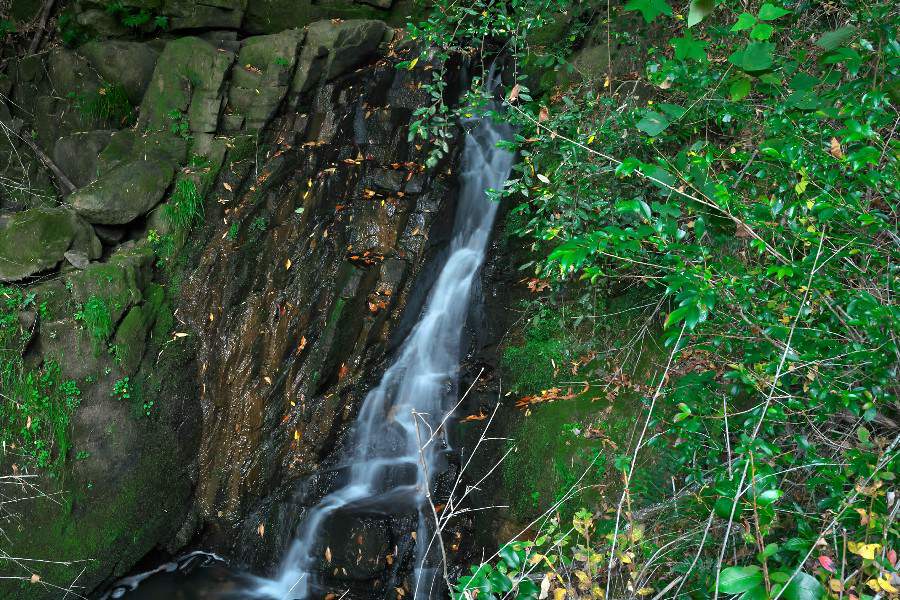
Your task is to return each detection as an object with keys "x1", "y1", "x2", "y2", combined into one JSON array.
[{"x1": 0, "y1": 286, "x2": 81, "y2": 469}]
